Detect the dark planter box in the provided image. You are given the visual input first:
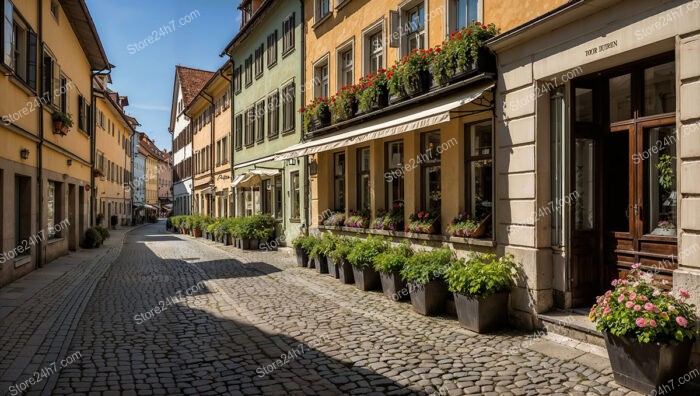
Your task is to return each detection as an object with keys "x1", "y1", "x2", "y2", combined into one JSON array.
[
  {"x1": 338, "y1": 261, "x2": 355, "y2": 284},
  {"x1": 315, "y1": 255, "x2": 329, "y2": 274},
  {"x1": 453, "y1": 292, "x2": 508, "y2": 333},
  {"x1": 193, "y1": 228, "x2": 202, "y2": 238},
  {"x1": 295, "y1": 247, "x2": 309, "y2": 267},
  {"x1": 380, "y1": 271, "x2": 408, "y2": 301},
  {"x1": 223, "y1": 234, "x2": 232, "y2": 246},
  {"x1": 405, "y1": 71, "x2": 432, "y2": 97},
  {"x1": 352, "y1": 265, "x2": 380, "y2": 291},
  {"x1": 604, "y1": 332, "x2": 694, "y2": 394},
  {"x1": 240, "y1": 238, "x2": 251, "y2": 250},
  {"x1": 326, "y1": 257, "x2": 340, "y2": 278},
  {"x1": 408, "y1": 280, "x2": 449, "y2": 316}
]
